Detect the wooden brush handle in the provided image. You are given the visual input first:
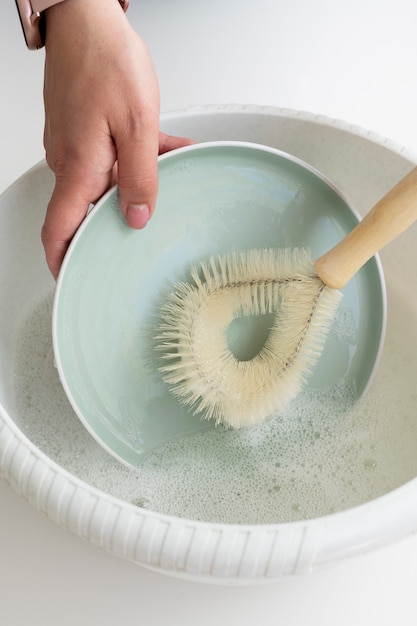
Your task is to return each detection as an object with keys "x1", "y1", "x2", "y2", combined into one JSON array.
[{"x1": 314, "y1": 166, "x2": 417, "y2": 289}]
